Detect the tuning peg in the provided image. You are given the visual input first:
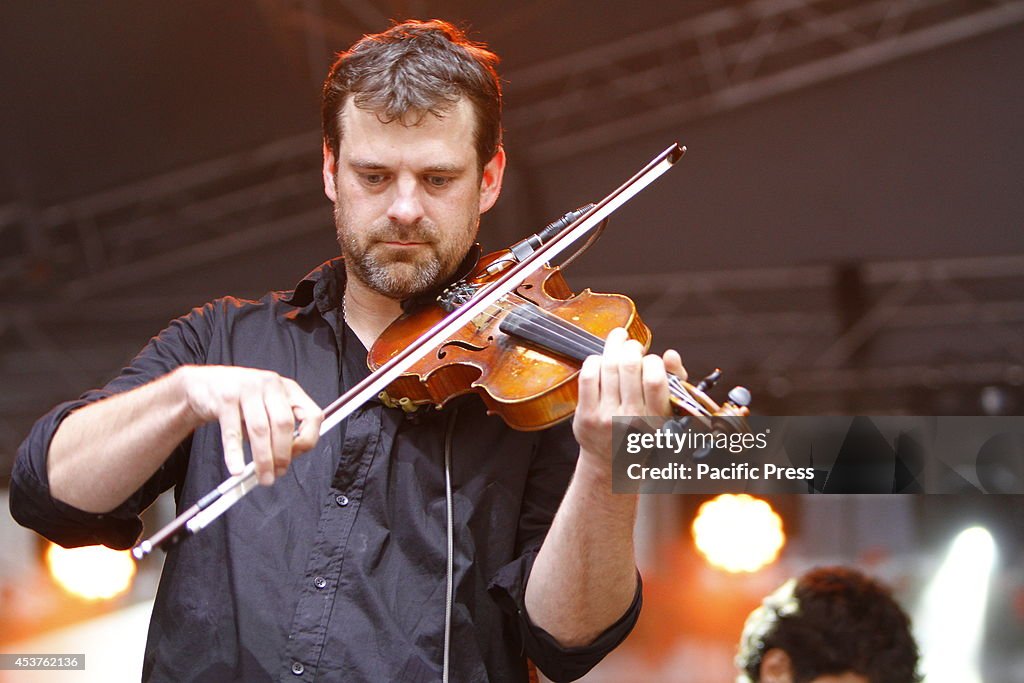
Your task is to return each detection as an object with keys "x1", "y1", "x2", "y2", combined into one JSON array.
[
  {"x1": 726, "y1": 386, "x2": 752, "y2": 408},
  {"x1": 695, "y1": 368, "x2": 722, "y2": 392}
]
